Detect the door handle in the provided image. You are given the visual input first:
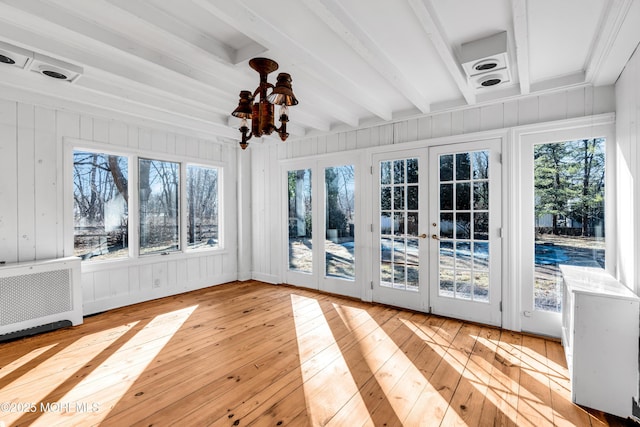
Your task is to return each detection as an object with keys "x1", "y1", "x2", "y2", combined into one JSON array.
[
  {"x1": 418, "y1": 233, "x2": 427, "y2": 238},
  {"x1": 431, "y1": 234, "x2": 440, "y2": 240}
]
